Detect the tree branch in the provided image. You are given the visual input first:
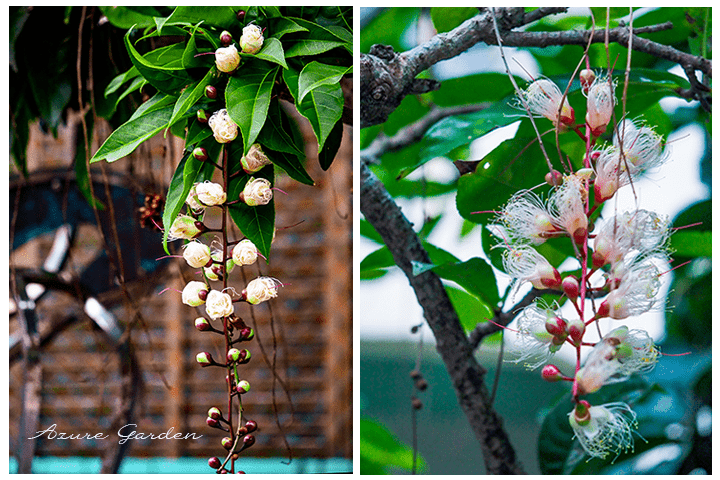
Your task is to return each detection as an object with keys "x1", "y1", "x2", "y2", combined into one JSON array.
[
  {"x1": 361, "y1": 7, "x2": 711, "y2": 127},
  {"x1": 360, "y1": 158, "x2": 525, "y2": 474}
]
